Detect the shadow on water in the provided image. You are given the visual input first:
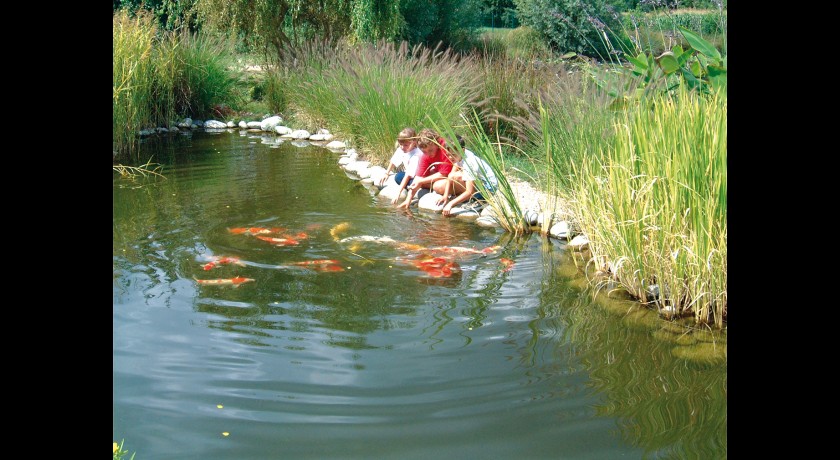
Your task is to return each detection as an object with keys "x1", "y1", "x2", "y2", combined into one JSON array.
[{"x1": 114, "y1": 131, "x2": 725, "y2": 459}]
